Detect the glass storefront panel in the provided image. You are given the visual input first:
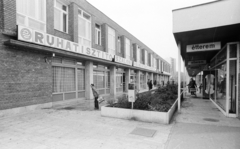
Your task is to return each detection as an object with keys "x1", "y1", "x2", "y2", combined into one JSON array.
[
  {"x1": 140, "y1": 73, "x2": 146, "y2": 89},
  {"x1": 229, "y1": 60, "x2": 237, "y2": 114},
  {"x1": 215, "y1": 63, "x2": 227, "y2": 110}
]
